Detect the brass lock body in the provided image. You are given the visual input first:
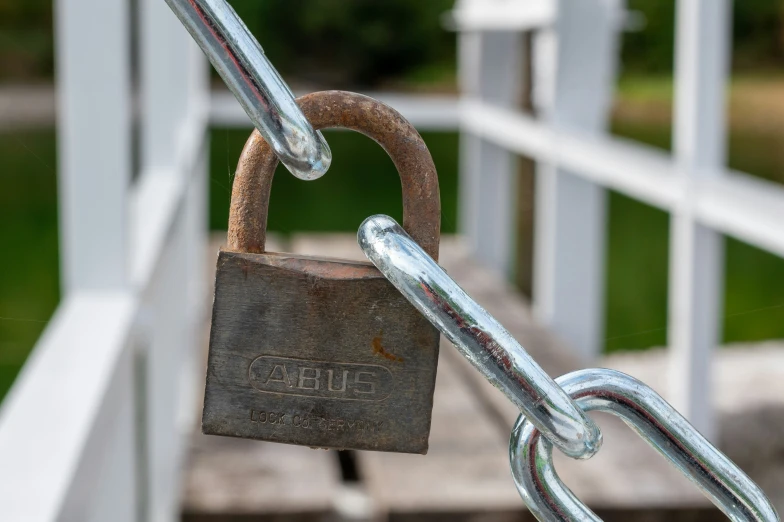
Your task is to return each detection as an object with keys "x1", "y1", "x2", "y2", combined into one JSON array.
[{"x1": 202, "y1": 91, "x2": 441, "y2": 454}]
